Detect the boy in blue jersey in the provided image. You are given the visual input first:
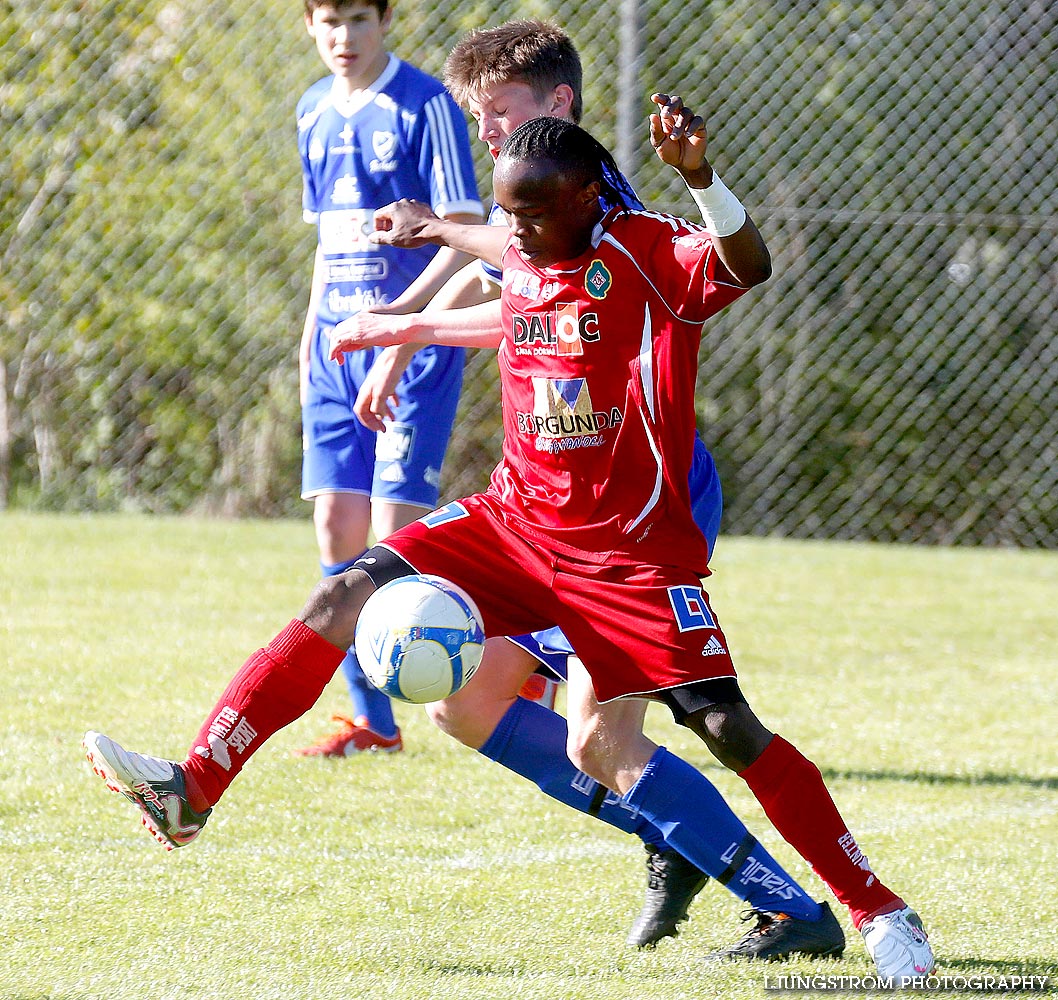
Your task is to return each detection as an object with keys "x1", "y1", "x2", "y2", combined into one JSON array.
[
  {"x1": 295, "y1": 0, "x2": 483, "y2": 756},
  {"x1": 335, "y1": 20, "x2": 846, "y2": 960}
]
